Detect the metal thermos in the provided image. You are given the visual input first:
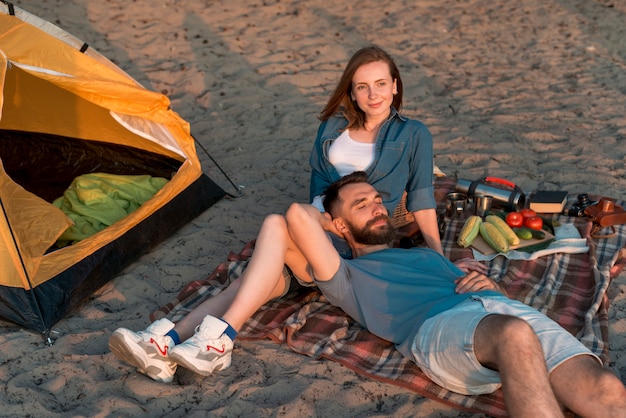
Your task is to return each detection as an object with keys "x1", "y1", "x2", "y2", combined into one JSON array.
[{"x1": 456, "y1": 177, "x2": 526, "y2": 211}]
